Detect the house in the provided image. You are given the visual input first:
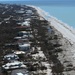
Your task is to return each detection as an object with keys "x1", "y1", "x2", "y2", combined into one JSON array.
[
  {"x1": 15, "y1": 10, "x2": 25, "y2": 14},
  {"x1": 5, "y1": 43, "x2": 18, "y2": 49},
  {"x1": 18, "y1": 31, "x2": 34, "y2": 39},
  {"x1": 14, "y1": 20, "x2": 31, "y2": 29},
  {"x1": 11, "y1": 69, "x2": 29, "y2": 75},
  {"x1": 14, "y1": 31, "x2": 29, "y2": 40},
  {"x1": 14, "y1": 51, "x2": 25, "y2": 55},
  {"x1": 14, "y1": 31, "x2": 34, "y2": 40},
  {"x1": 26, "y1": 10, "x2": 33, "y2": 14},
  {"x1": 16, "y1": 38, "x2": 31, "y2": 44},
  {"x1": 14, "y1": 51, "x2": 26, "y2": 58},
  {"x1": 3, "y1": 53, "x2": 19, "y2": 63},
  {"x1": 17, "y1": 38, "x2": 29, "y2": 42},
  {"x1": 18, "y1": 43, "x2": 30, "y2": 51},
  {"x1": 24, "y1": 18, "x2": 31, "y2": 21},
  {"x1": 2, "y1": 61, "x2": 26, "y2": 71},
  {"x1": 21, "y1": 21, "x2": 30, "y2": 27},
  {"x1": 17, "y1": 31, "x2": 29, "y2": 37},
  {"x1": 17, "y1": 20, "x2": 30, "y2": 27}
]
